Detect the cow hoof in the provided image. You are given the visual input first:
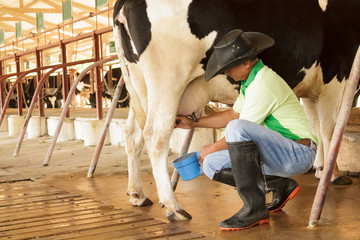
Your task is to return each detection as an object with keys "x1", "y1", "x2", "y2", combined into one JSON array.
[
  {"x1": 315, "y1": 168, "x2": 322, "y2": 179},
  {"x1": 140, "y1": 198, "x2": 154, "y2": 206},
  {"x1": 331, "y1": 175, "x2": 353, "y2": 185},
  {"x1": 167, "y1": 209, "x2": 192, "y2": 222},
  {"x1": 130, "y1": 197, "x2": 153, "y2": 207}
]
